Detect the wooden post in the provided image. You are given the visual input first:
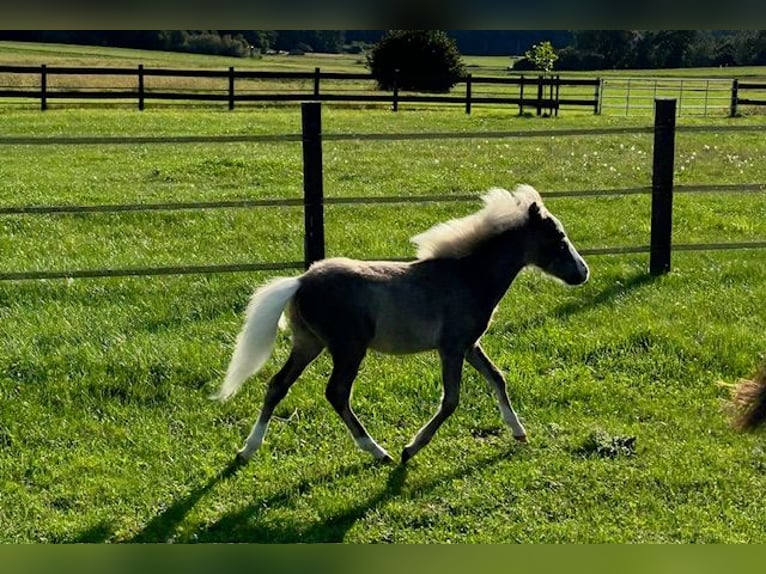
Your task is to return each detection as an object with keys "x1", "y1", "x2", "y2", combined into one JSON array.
[
  {"x1": 594, "y1": 78, "x2": 601, "y2": 114},
  {"x1": 465, "y1": 74, "x2": 472, "y2": 115},
  {"x1": 392, "y1": 68, "x2": 399, "y2": 112},
  {"x1": 302, "y1": 102, "x2": 325, "y2": 269},
  {"x1": 650, "y1": 98, "x2": 677, "y2": 276},
  {"x1": 138, "y1": 64, "x2": 145, "y2": 111},
  {"x1": 228, "y1": 66, "x2": 235, "y2": 110},
  {"x1": 730, "y1": 79, "x2": 739, "y2": 117},
  {"x1": 536, "y1": 75, "x2": 543, "y2": 116},
  {"x1": 313, "y1": 67, "x2": 320, "y2": 98},
  {"x1": 40, "y1": 64, "x2": 47, "y2": 111},
  {"x1": 519, "y1": 75, "x2": 525, "y2": 115},
  {"x1": 554, "y1": 74, "x2": 560, "y2": 117}
]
